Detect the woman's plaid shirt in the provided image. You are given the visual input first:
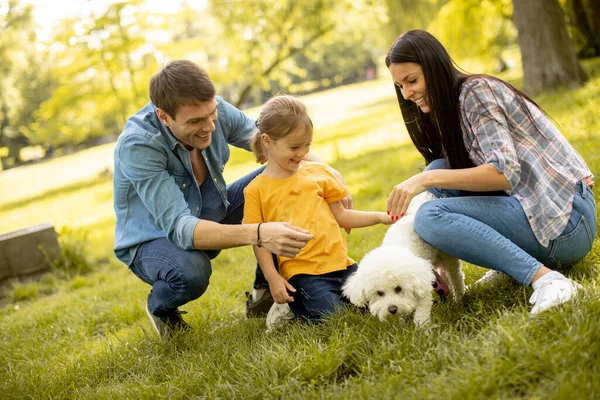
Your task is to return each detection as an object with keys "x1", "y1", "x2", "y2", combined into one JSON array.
[{"x1": 459, "y1": 77, "x2": 592, "y2": 246}]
